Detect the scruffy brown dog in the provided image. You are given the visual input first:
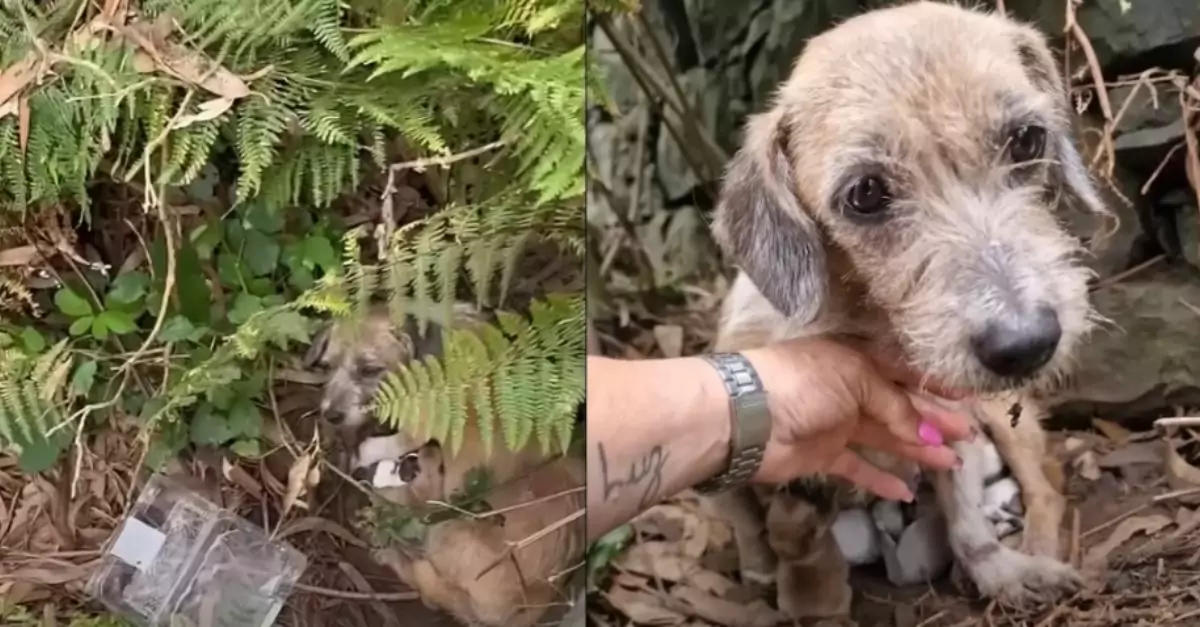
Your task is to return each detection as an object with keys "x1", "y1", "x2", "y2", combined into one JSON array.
[
  {"x1": 705, "y1": 1, "x2": 1111, "y2": 619},
  {"x1": 304, "y1": 305, "x2": 586, "y2": 627}
]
